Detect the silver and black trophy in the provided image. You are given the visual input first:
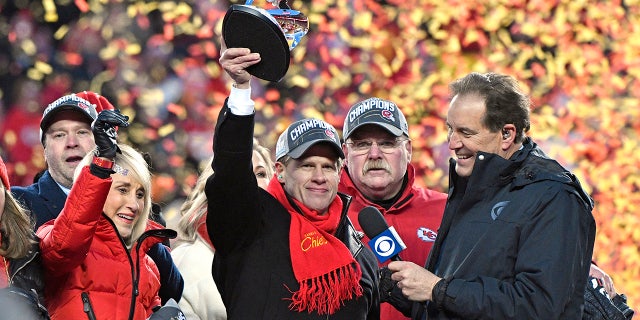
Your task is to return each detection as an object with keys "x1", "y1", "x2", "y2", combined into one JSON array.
[{"x1": 222, "y1": 0, "x2": 309, "y2": 82}]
